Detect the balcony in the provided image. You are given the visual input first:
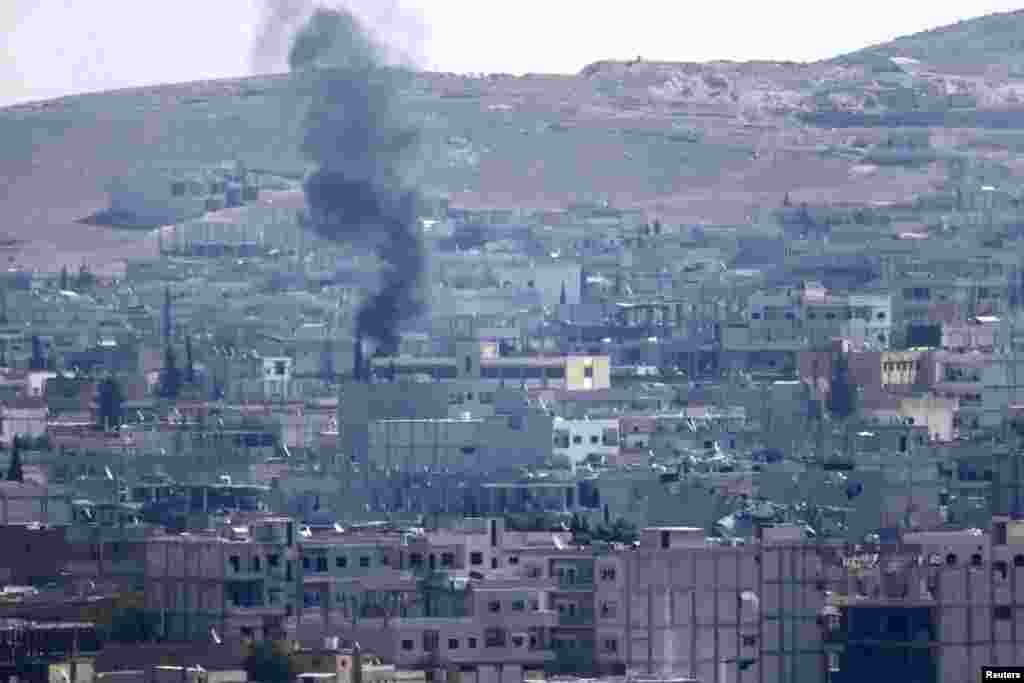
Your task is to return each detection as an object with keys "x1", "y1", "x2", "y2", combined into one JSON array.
[
  {"x1": 481, "y1": 609, "x2": 558, "y2": 628},
  {"x1": 558, "y1": 608, "x2": 595, "y2": 626},
  {"x1": 556, "y1": 575, "x2": 594, "y2": 591}
]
